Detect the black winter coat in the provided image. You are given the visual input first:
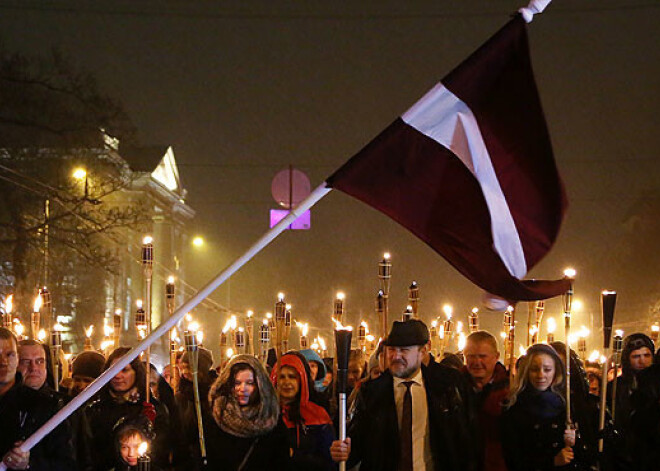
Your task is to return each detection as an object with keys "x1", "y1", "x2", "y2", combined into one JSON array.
[
  {"x1": 205, "y1": 419, "x2": 289, "y2": 471},
  {"x1": 500, "y1": 389, "x2": 599, "y2": 471},
  {"x1": 78, "y1": 391, "x2": 171, "y2": 471},
  {"x1": 0, "y1": 378, "x2": 75, "y2": 471},
  {"x1": 346, "y1": 362, "x2": 477, "y2": 471},
  {"x1": 630, "y1": 363, "x2": 660, "y2": 471}
]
